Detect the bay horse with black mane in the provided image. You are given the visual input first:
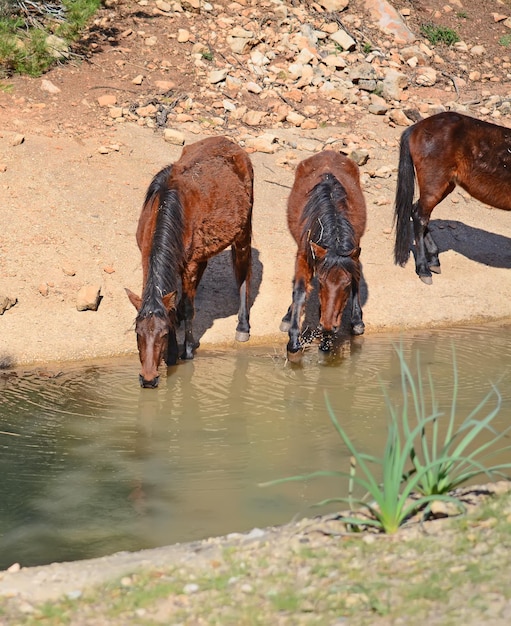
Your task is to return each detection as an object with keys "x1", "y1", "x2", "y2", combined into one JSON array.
[
  {"x1": 394, "y1": 111, "x2": 511, "y2": 284},
  {"x1": 280, "y1": 151, "x2": 367, "y2": 361},
  {"x1": 126, "y1": 136, "x2": 253, "y2": 388}
]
